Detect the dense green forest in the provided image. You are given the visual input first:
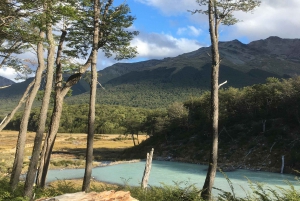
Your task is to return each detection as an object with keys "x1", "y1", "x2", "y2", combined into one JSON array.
[
  {"x1": 4, "y1": 76, "x2": 300, "y2": 133},
  {"x1": 5, "y1": 104, "x2": 156, "y2": 134},
  {"x1": 6, "y1": 76, "x2": 300, "y2": 135},
  {"x1": 66, "y1": 83, "x2": 205, "y2": 109},
  {"x1": 120, "y1": 76, "x2": 300, "y2": 173}
]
